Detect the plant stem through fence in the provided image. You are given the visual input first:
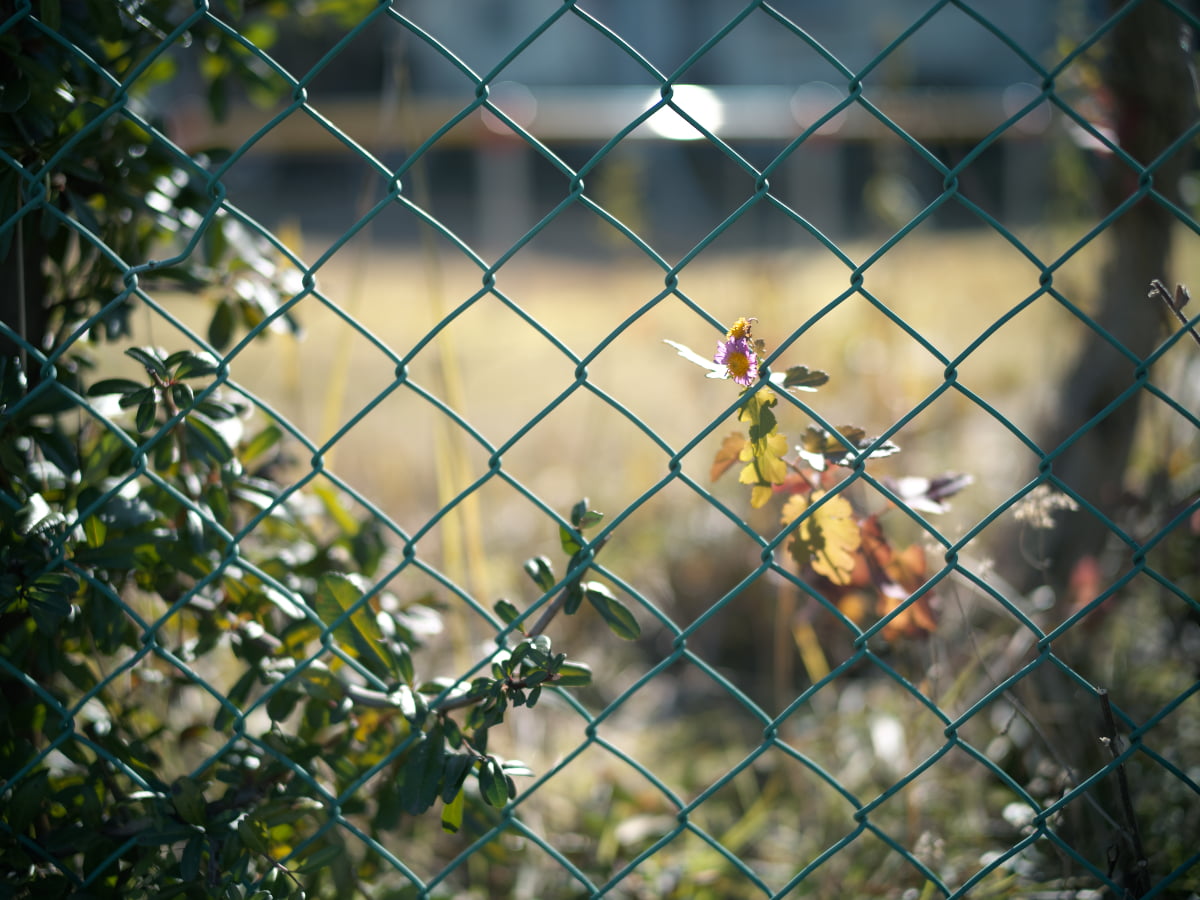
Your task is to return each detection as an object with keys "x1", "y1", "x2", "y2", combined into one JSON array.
[
  {"x1": 1098, "y1": 688, "x2": 1151, "y2": 897},
  {"x1": 1148, "y1": 279, "x2": 1200, "y2": 348}
]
